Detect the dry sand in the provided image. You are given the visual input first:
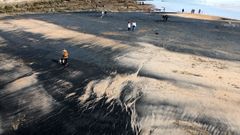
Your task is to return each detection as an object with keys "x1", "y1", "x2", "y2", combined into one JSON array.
[
  {"x1": 169, "y1": 13, "x2": 228, "y2": 21},
  {"x1": 0, "y1": 12, "x2": 240, "y2": 134}
]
